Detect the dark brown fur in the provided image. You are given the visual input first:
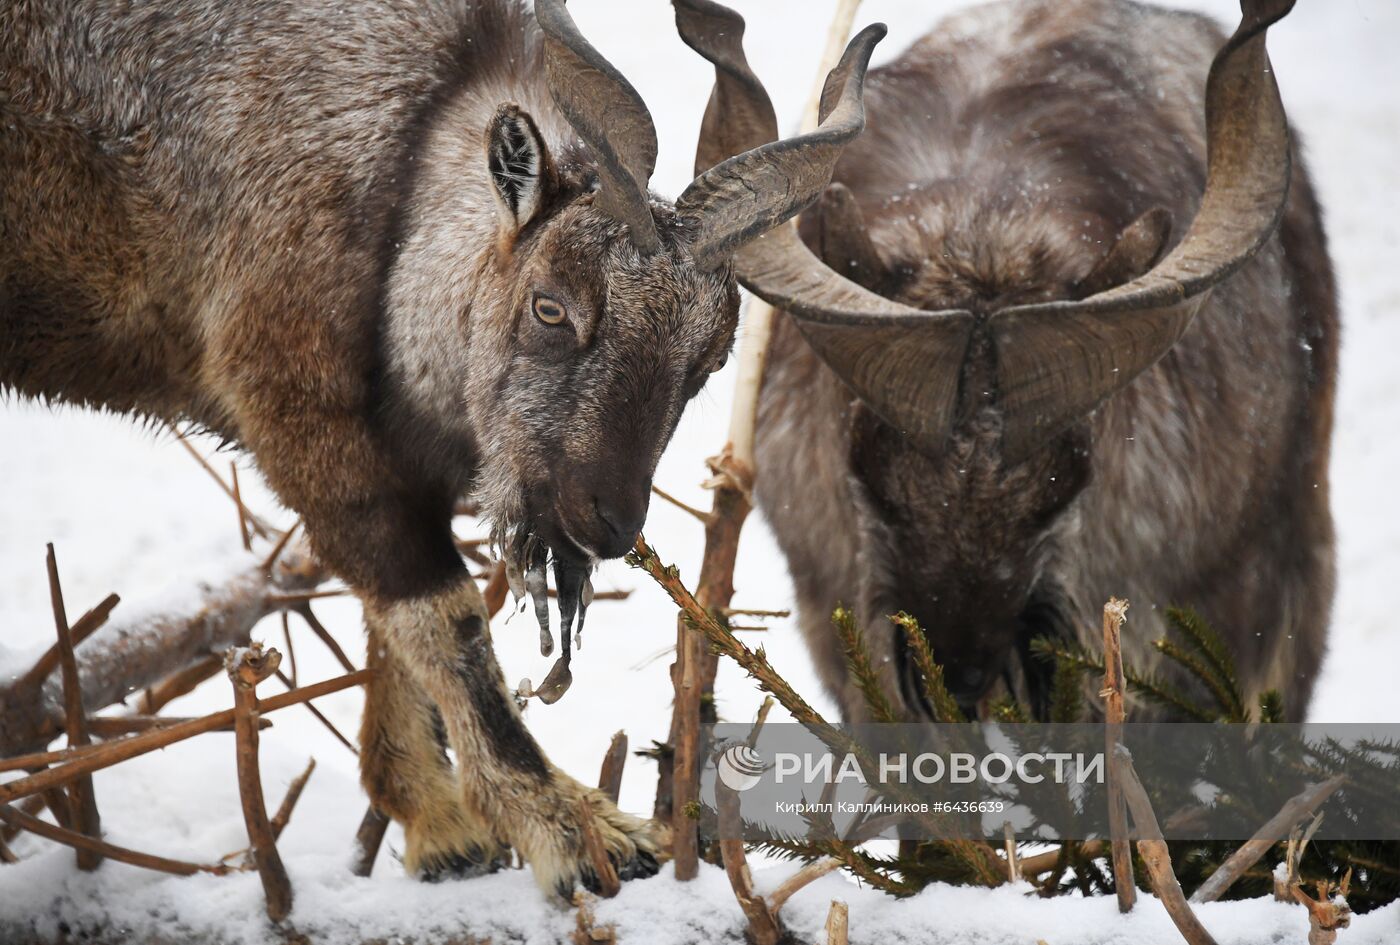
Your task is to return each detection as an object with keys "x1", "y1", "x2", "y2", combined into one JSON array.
[
  {"x1": 757, "y1": 0, "x2": 1338, "y2": 721},
  {"x1": 2, "y1": 0, "x2": 741, "y2": 896}
]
